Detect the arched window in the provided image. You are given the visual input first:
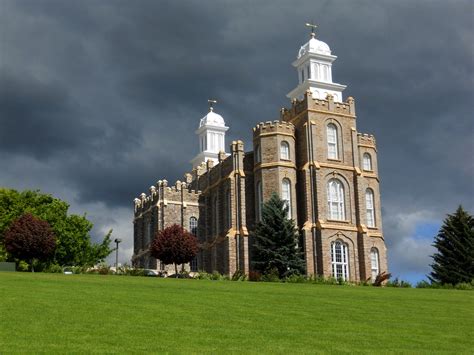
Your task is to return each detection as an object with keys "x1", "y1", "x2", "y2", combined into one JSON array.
[
  {"x1": 327, "y1": 179, "x2": 345, "y2": 220},
  {"x1": 331, "y1": 240, "x2": 349, "y2": 281},
  {"x1": 327, "y1": 123, "x2": 339, "y2": 159},
  {"x1": 214, "y1": 196, "x2": 219, "y2": 235},
  {"x1": 366, "y1": 189, "x2": 375, "y2": 227},
  {"x1": 189, "y1": 216, "x2": 198, "y2": 236},
  {"x1": 280, "y1": 141, "x2": 290, "y2": 160},
  {"x1": 256, "y1": 181, "x2": 263, "y2": 221},
  {"x1": 226, "y1": 189, "x2": 232, "y2": 228},
  {"x1": 255, "y1": 144, "x2": 261, "y2": 163},
  {"x1": 370, "y1": 248, "x2": 380, "y2": 281},
  {"x1": 363, "y1": 153, "x2": 372, "y2": 171},
  {"x1": 282, "y1": 178, "x2": 292, "y2": 219}
]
